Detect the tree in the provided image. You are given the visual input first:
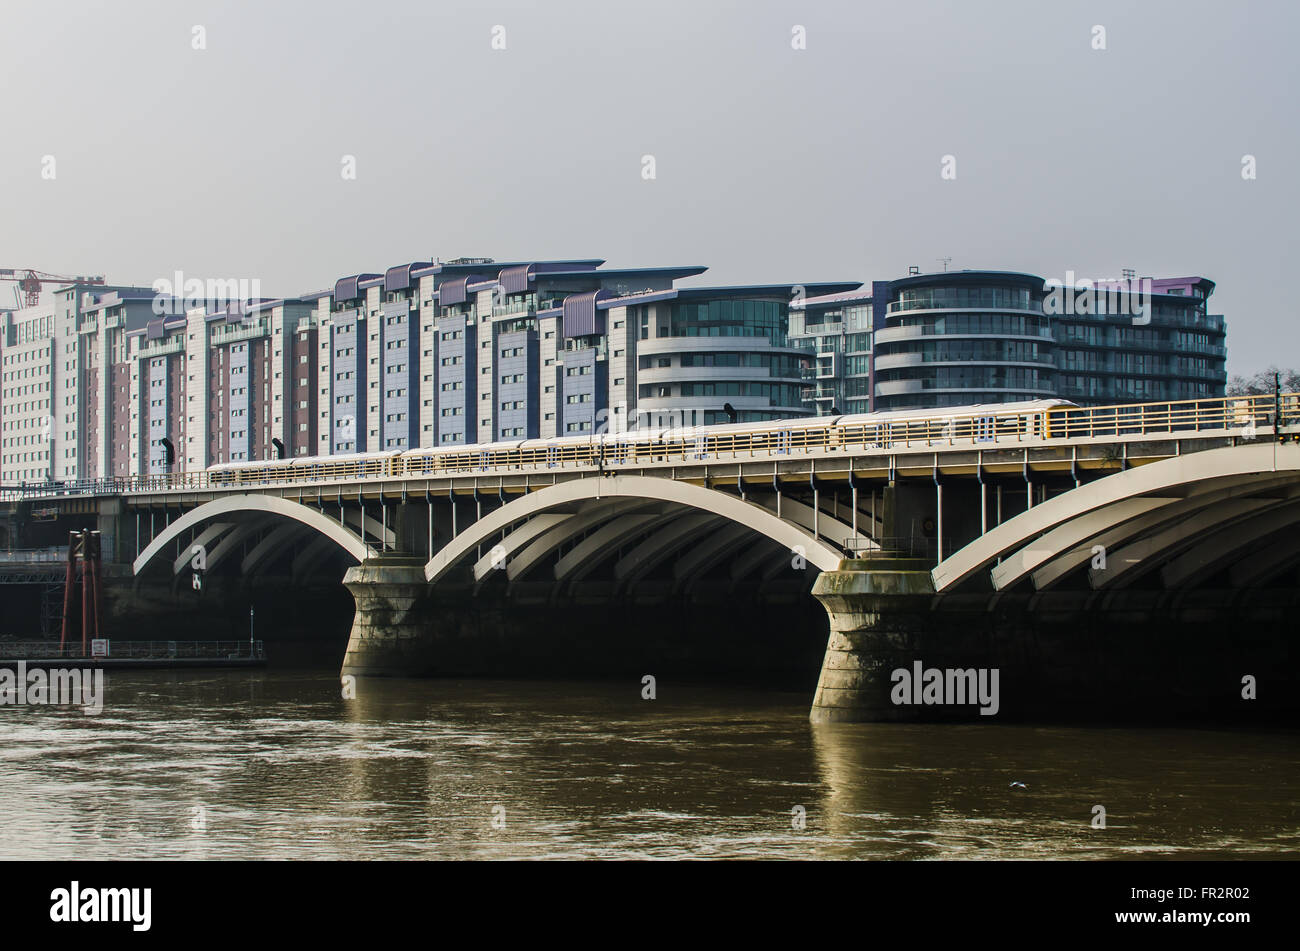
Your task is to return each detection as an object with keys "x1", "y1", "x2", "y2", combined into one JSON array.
[{"x1": 1226, "y1": 366, "x2": 1300, "y2": 396}]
